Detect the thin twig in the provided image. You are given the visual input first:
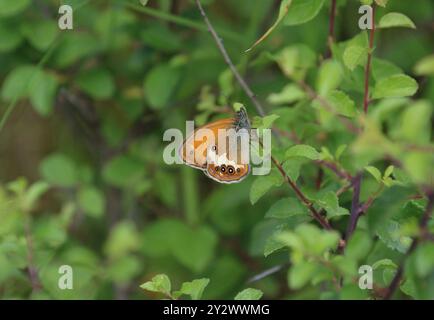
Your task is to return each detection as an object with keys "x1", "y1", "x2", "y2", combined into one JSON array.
[
  {"x1": 385, "y1": 191, "x2": 434, "y2": 299},
  {"x1": 270, "y1": 154, "x2": 332, "y2": 230},
  {"x1": 363, "y1": 4, "x2": 376, "y2": 114},
  {"x1": 195, "y1": 0, "x2": 266, "y2": 117},
  {"x1": 345, "y1": 174, "x2": 363, "y2": 240}
]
